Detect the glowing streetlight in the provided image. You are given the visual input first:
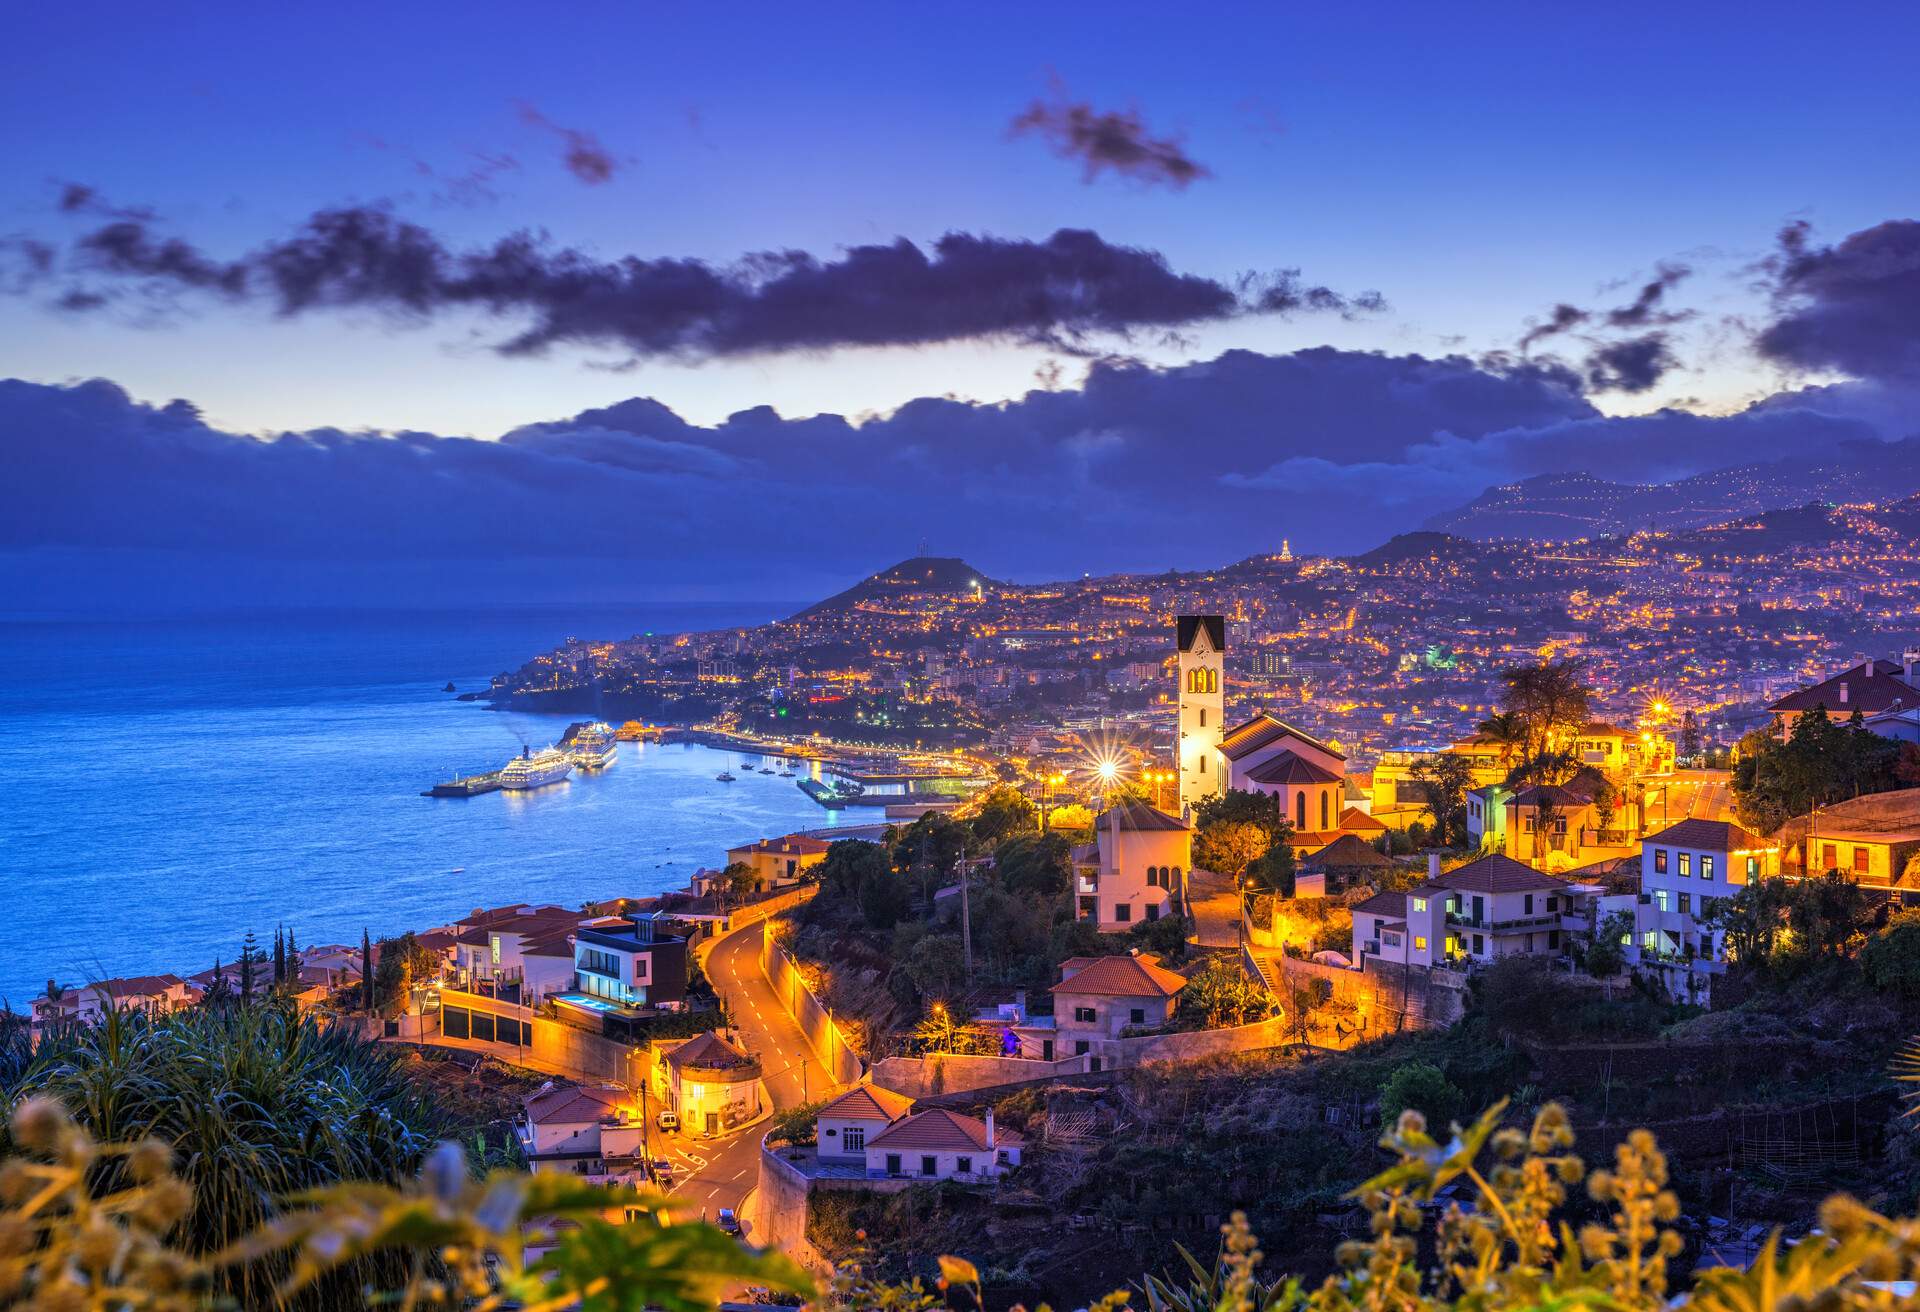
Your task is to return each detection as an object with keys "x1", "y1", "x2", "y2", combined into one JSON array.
[{"x1": 1096, "y1": 758, "x2": 1120, "y2": 784}]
